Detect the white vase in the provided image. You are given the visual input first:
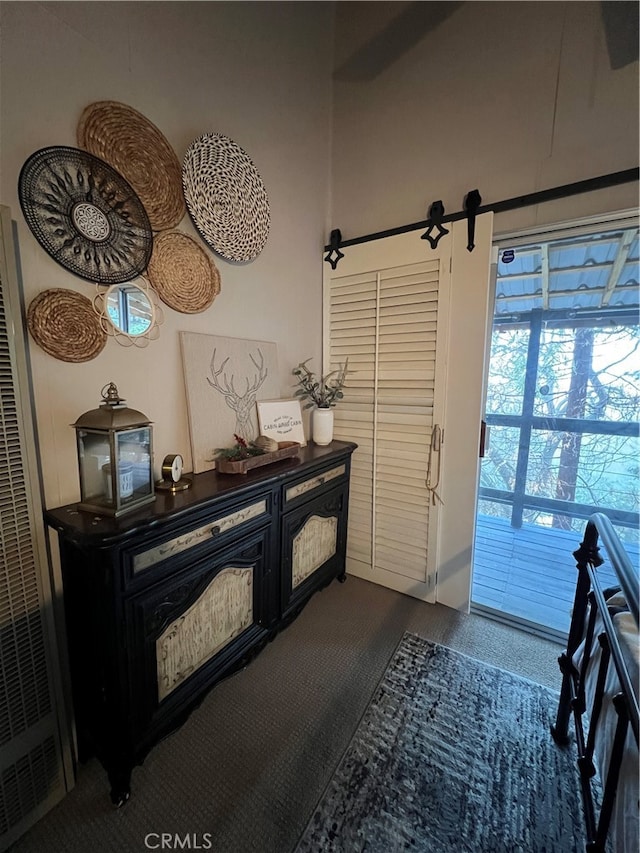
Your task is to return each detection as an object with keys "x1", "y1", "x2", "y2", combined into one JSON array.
[{"x1": 312, "y1": 407, "x2": 334, "y2": 446}]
